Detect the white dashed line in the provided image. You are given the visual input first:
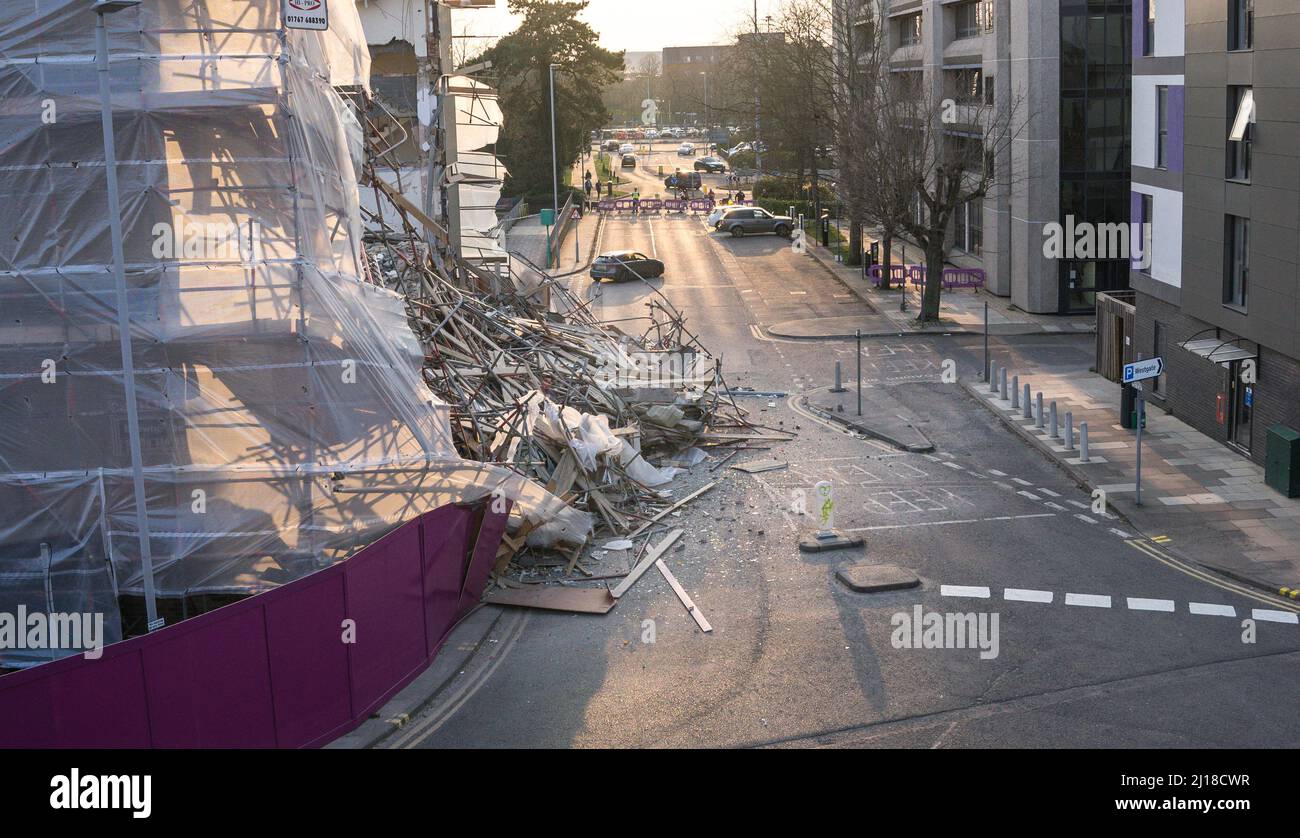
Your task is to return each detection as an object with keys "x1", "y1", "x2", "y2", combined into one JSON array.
[
  {"x1": 942, "y1": 461, "x2": 964, "y2": 470},
  {"x1": 1252, "y1": 609, "x2": 1299, "y2": 624},
  {"x1": 987, "y1": 469, "x2": 1007, "y2": 477},
  {"x1": 1004, "y1": 588, "x2": 1054, "y2": 603},
  {"x1": 1108, "y1": 528, "x2": 1133, "y2": 538},
  {"x1": 1068, "y1": 500, "x2": 1090, "y2": 510},
  {"x1": 1074, "y1": 514, "x2": 1097, "y2": 524},
  {"x1": 1017, "y1": 490, "x2": 1041, "y2": 500},
  {"x1": 1039, "y1": 488, "x2": 1061, "y2": 498},
  {"x1": 1045, "y1": 502, "x2": 1068, "y2": 511},
  {"x1": 1012, "y1": 478, "x2": 1033, "y2": 486},
  {"x1": 1189, "y1": 602, "x2": 1236, "y2": 618},
  {"x1": 940, "y1": 585, "x2": 991, "y2": 599},
  {"x1": 1127, "y1": 597, "x2": 1176, "y2": 612},
  {"x1": 1065, "y1": 593, "x2": 1112, "y2": 608}
]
